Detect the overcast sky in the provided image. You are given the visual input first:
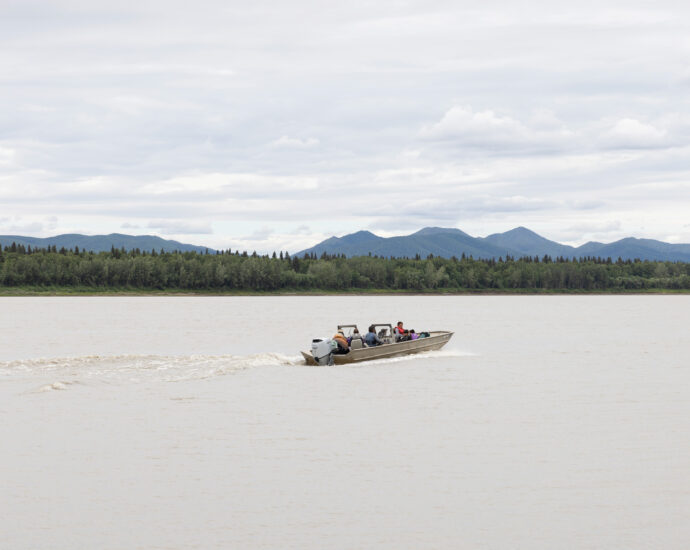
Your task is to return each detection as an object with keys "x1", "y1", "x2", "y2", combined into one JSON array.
[{"x1": 1, "y1": 0, "x2": 689, "y2": 252}]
